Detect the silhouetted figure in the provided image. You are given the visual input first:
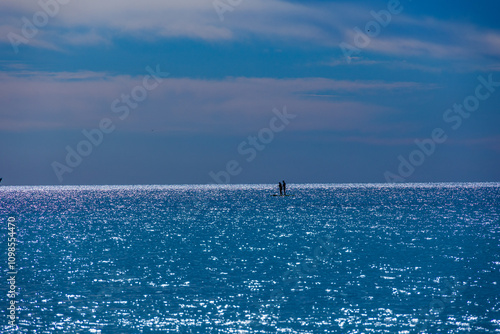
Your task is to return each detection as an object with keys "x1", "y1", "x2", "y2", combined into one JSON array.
[
  {"x1": 279, "y1": 182, "x2": 283, "y2": 196},
  {"x1": 282, "y1": 180, "x2": 286, "y2": 196}
]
